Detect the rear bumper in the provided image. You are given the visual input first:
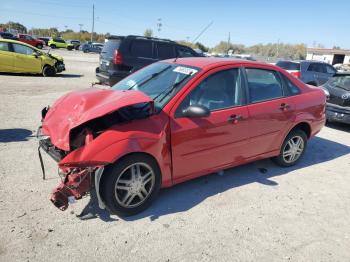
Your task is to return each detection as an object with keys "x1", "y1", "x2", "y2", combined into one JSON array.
[
  {"x1": 326, "y1": 103, "x2": 350, "y2": 124},
  {"x1": 95, "y1": 67, "x2": 129, "y2": 86}
]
